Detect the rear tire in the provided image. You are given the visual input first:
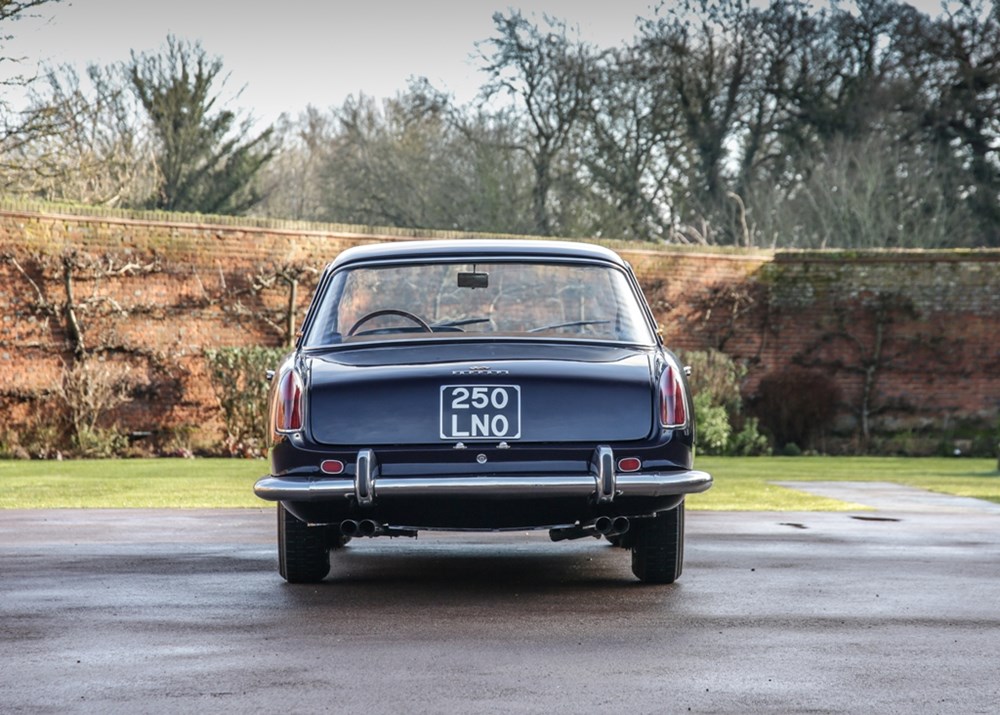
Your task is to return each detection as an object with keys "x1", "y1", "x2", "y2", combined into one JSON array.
[
  {"x1": 630, "y1": 502, "x2": 685, "y2": 584},
  {"x1": 277, "y1": 504, "x2": 331, "y2": 583}
]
